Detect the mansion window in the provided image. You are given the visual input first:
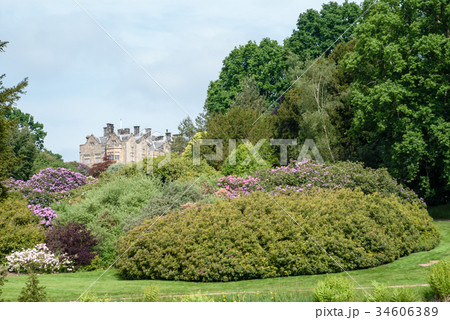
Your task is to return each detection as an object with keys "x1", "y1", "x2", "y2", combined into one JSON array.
[
  {"x1": 95, "y1": 154, "x2": 101, "y2": 162},
  {"x1": 84, "y1": 155, "x2": 90, "y2": 163},
  {"x1": 114, "y1": 152, "x2": 120, "y2": 160}
]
